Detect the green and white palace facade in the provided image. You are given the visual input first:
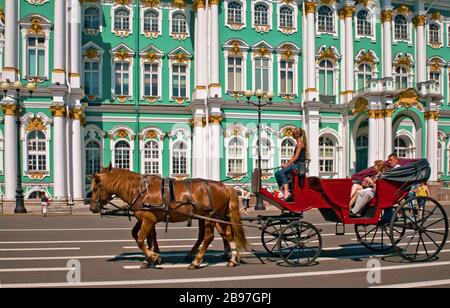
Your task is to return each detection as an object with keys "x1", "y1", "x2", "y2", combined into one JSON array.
[{"x1": 0, "y1": 0, "x2": 450, "y2": 206}]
